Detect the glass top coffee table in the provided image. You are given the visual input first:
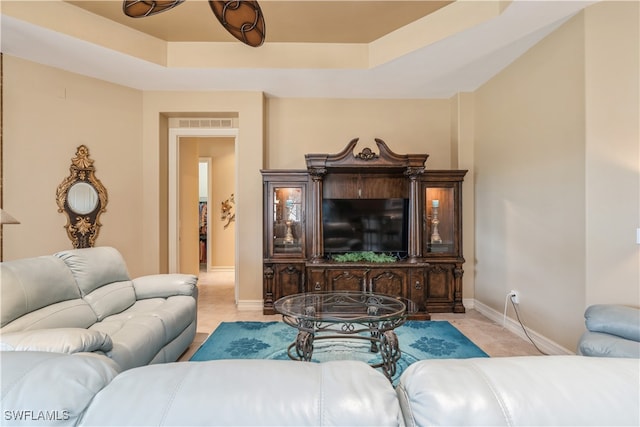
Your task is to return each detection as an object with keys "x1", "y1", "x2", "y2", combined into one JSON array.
[{"x1": 274, "y1": 291, "x2": 411, "y2": 381}]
